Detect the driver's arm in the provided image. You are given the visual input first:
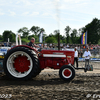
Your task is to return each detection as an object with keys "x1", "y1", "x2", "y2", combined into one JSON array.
[{"x1": 34, "y1": 44, "x2": 39, "y2": 48}]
